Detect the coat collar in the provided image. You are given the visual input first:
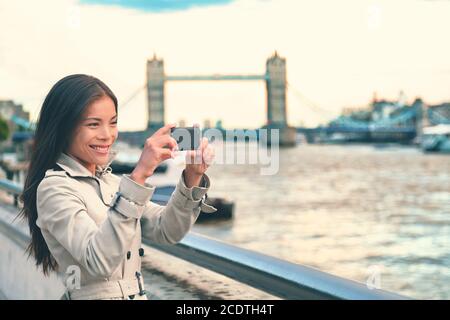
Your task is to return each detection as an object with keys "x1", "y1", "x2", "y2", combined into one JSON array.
[{"x1": 56, "y1": 151, "x2": 116, "y2": 178}]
